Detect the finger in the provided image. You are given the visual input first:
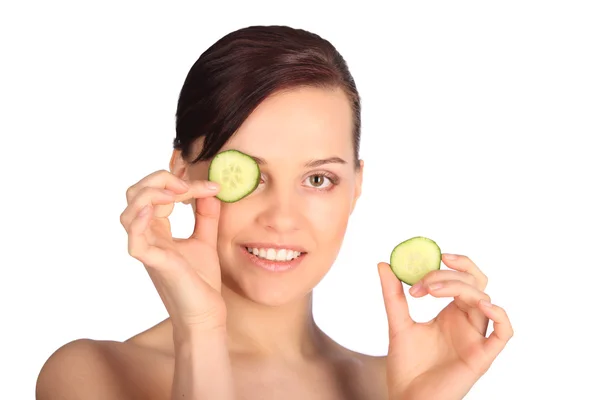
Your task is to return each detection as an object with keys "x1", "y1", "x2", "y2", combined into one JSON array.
[
  {"x1": 427, "y1": 280, "x2": 490, "y2": 307},
  {"x1": 171, "y1": 180, "x2": 220, "y2": 205},
  {"x1": 409, "y1": 270, "x2": 477, "y2": 298},
  {"x1": 127, "y1": 204, "x2": 168, "y2": 267},
  {"x1": 426, "y1": 280, "x2": 490, "y2": 334},
  {"x1": 120, "y1": 187, "x2": 177, "y2": 228},
  {"x1": 121, "y1": 180, "x2": 220, "y2": 228},
  {"x1": 441, "y1": 254, "x2": 488, "y2": 291},
  {"x1": 126, "y1": 170, "x2": 189, "y2": 202},
  {"x1": 478, "y1": 300, "x2": 513, "y2": 360},
  {"x1": 190, "y1": 196, "x2": 221, "y2": 246},
  {"x1": 128, "y1": 206, "x2": 192, "y2": 278},
  {"x1": 377, "y1": 262, "x2": 413, "y2": 336}
]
